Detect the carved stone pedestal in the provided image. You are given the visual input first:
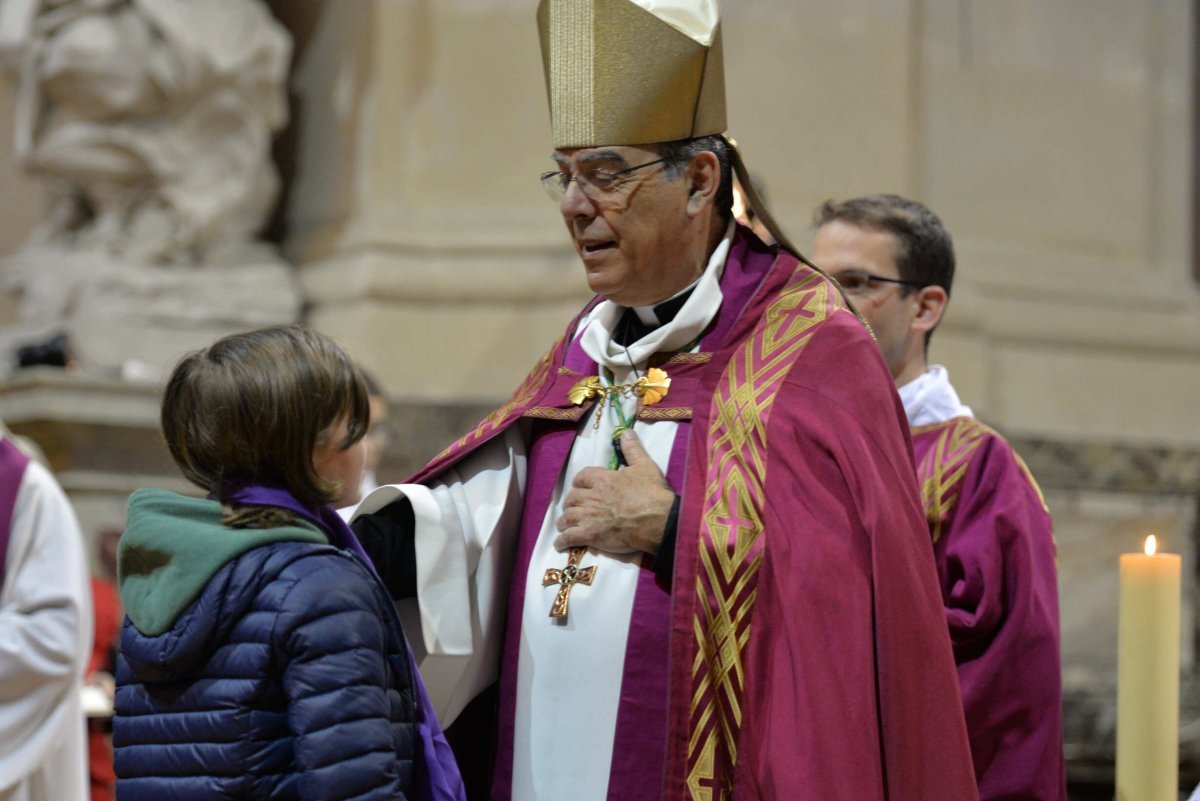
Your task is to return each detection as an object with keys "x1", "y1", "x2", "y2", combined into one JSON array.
[{"x1": 1, "y1": 243, "x2": 302, "y2": 383}]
